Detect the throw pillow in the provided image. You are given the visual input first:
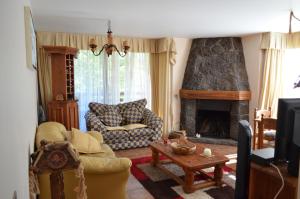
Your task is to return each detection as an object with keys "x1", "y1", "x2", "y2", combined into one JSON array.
[
  {"x1": 99, "y1": 108, "x2": 122, "y2": 126},
  {"x1": 71, "y1": 128, "x2": 102, "y2": 154},
  {"x1": 118, "y1": 99, "x2": 147, "y2": 113},
  {"x1": 122, "y1": 106, "x2": 144, "y2": 124},
  {"x1": 122, "y1": 123, "x2": 147, "y2": 130}
]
